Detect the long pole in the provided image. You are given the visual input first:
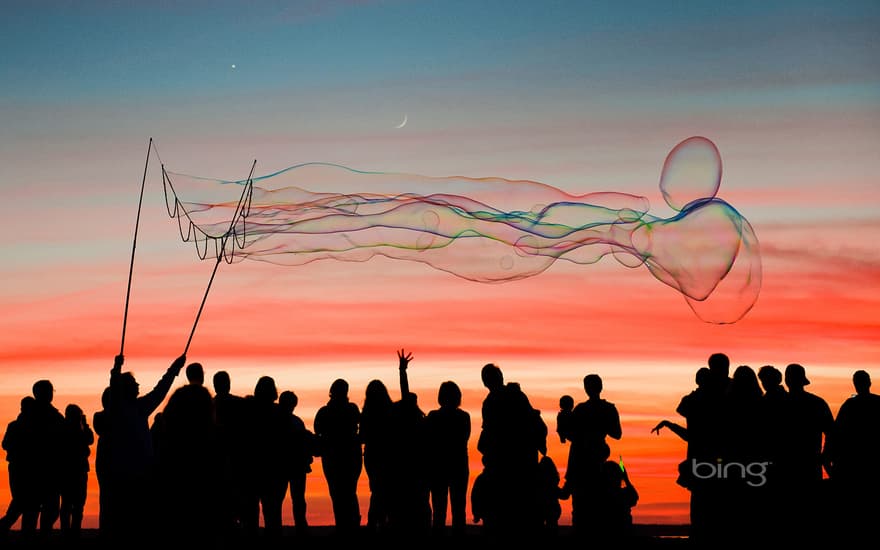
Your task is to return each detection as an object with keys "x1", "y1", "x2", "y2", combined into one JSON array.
[
  {"x1": 184, "y1": 255, "x2": 222, "y2": 355},
  {"x1": 120, "y1": 137, "x2": 153, "y2": 356},
  {"x1": 183, "y1": 160, "x2": 256, "y2": 355}
]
